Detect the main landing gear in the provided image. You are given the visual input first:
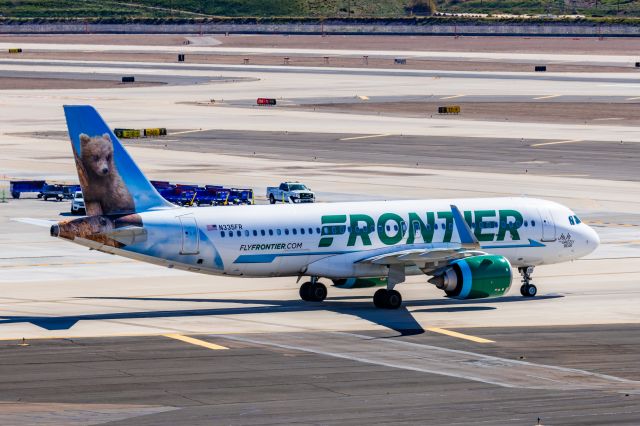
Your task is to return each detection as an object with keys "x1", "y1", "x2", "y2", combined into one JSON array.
[
  {"x1": 519, "y1": 266, "x2": 537, "y2": 297},
  {"x1": 373, "y1": 289, "x2": 402, "y2": 309},
  {"x1": 299, "y1": 277, "x2": 327, "y2": 302}
]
